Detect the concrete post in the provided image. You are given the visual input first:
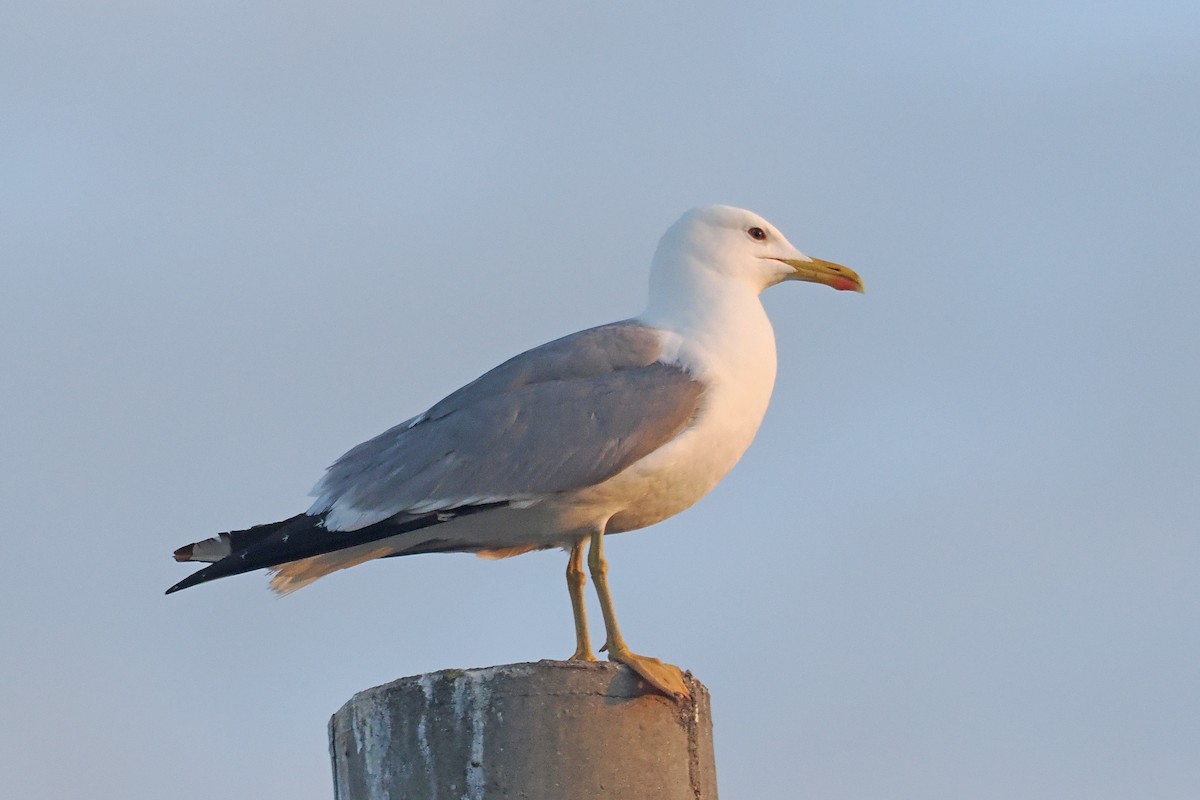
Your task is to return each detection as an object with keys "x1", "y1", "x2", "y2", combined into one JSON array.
[{"x1": 329, "y1": 660, "x2": 717, "y2": 800}]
